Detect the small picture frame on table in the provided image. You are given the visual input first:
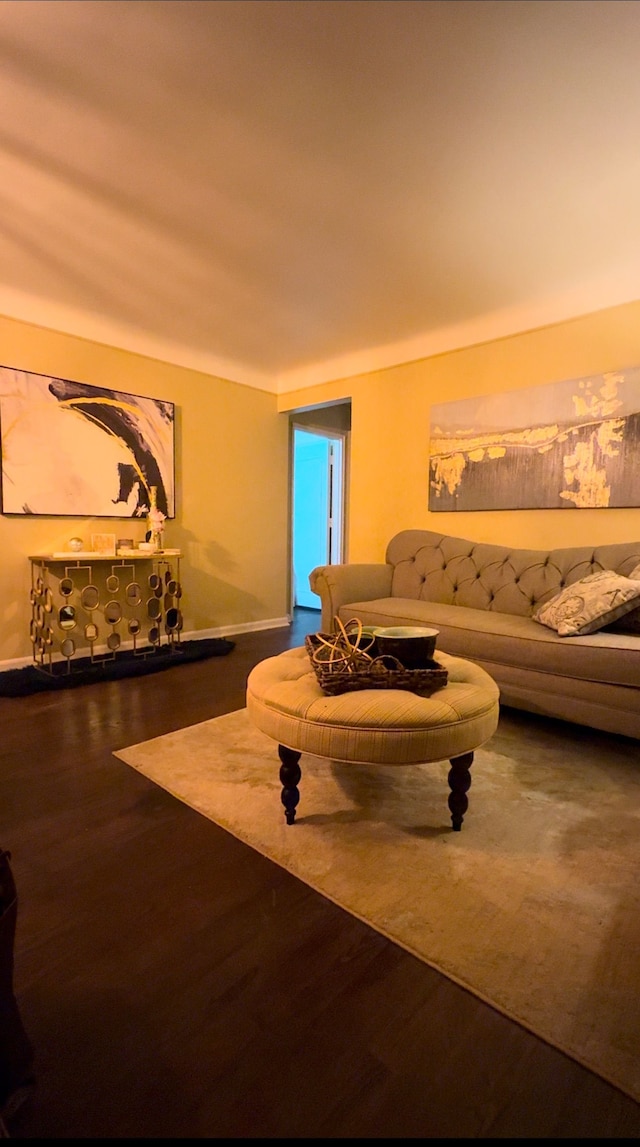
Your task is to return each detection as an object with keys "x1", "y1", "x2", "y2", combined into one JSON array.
[{"x1": 91, "y1": 533, "x2": 117, "y2": 555}]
